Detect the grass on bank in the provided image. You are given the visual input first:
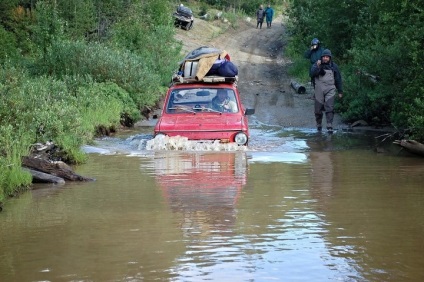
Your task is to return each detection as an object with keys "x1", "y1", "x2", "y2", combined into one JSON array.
[{"x1": 0, "y1": 63, "x2": 141, "y2": 202}]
